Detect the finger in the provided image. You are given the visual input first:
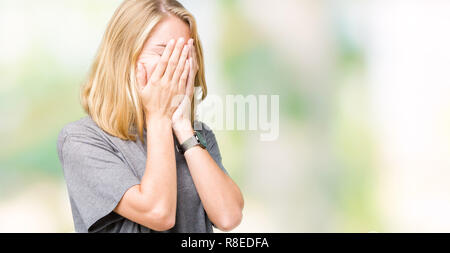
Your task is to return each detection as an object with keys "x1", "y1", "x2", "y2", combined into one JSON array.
[
  {"x1": 186, "y1": 58, "x2": 195, "y2": 98},
  {"x1": 187, "y1": 38, "x2": 194, "y2": 60},
  {"x1": 179, "y1": 59, "x2": 190, "y2": 95},
  {"x1": 172, "y1": 42, "x2": 191, "y2": 83},
  {"x1": 190, "y1": 40, "x2": 196, "y2": 59},
  {"x1": 151, "y1": 39, "x2": 176, "y2": 80},
  {"x1": 190, "y1": 42, "x2": 198, "y2": 69},
  {"x1": 163, "y1": 37, "x2": 186, "y2": 80},
  {"x1": 145, "y1": 62, "x2": 158, "y2": 85},
  {"x1": 136, "y1": 63, "x2": 147, "y2": 91}
]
